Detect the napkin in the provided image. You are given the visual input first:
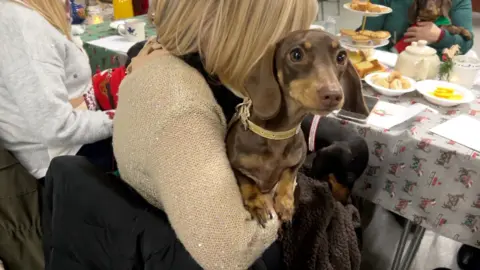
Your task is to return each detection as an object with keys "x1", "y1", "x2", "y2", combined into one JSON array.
[
  {"x1": 367, "y1": 101, "x2": 434, "y2": 129},
  {"x1": 372, "y1": 50, "x2": 398, "y2": 68},
  {"x1": 87, "y1": 35, "x2": 135, "y2": 55},
  {"x1": 430, "y1": 115, "x2": 480, "y2": 152}
]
